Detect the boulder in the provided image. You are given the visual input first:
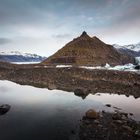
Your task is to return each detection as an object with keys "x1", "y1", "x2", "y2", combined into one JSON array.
[
  {"x1": 135, "y1": 65, "x2": 140, "y2": 70},
  {"x1": 0, "y1": 104, "x2": 11, "y2": 115},
  {"x1": 74, "y1": 89, "x2": 89, "y2": 99},
  {"x1": 85, "y1": 109, "x2": 99, "y2": 119}
]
